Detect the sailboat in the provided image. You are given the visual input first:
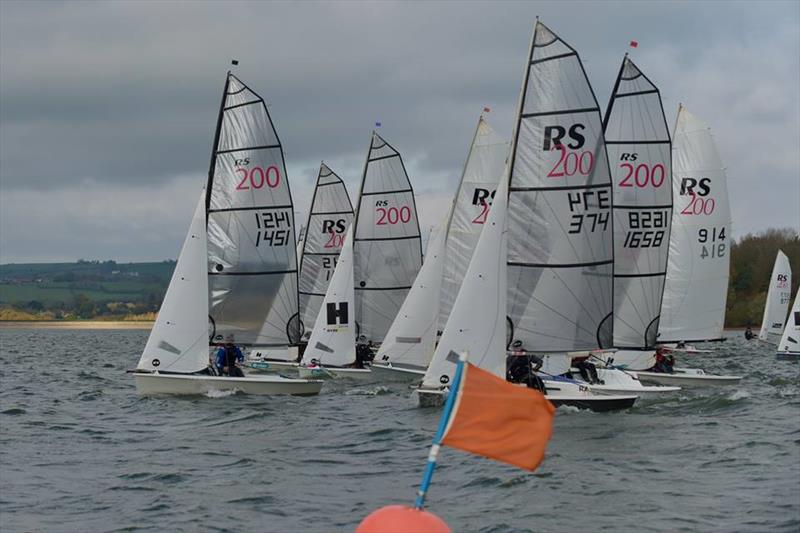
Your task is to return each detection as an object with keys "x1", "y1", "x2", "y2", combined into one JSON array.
[
  {"x1": 371, "y1": 115, "x2": 510, "y2": 381},
  {"x1": 248, "y1": 163, "x2": 354, "y2": 372},
  {"x1": 419, "y1": 21, "x2": 637, "y2": 412},
  {"x1": 776, "y1": 287, "x2": 800, "y2": 358},
  {"x1": 133, "y1": 70, "x2": 323, "y2": 396},
  {"x1": 565, "y1": 55, "x2": 679, "y2": 395},
  {"x1": 658, "y1": 105, "x2": 732, "y2": 348},
  {"x1": 758, "y1": 250, "x2": 792, "y2": 345},
  {"x1": 297, "y1": 227, "x2": 372, "y2": 379},
  {"x1": 352, "y1": 132, "x2": 423, "y2": 346}
]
